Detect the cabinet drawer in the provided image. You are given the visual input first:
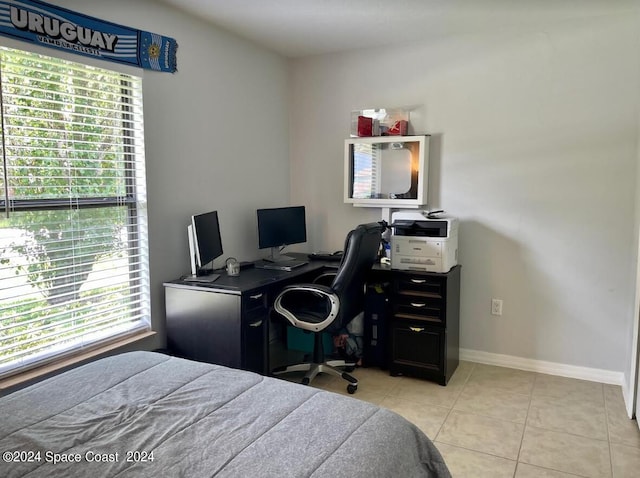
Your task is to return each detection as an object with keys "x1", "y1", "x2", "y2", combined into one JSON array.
[
  {"x1": 243, "y1": 306, "x2": 267, "y2": 375},
  {"x1": 390, "y1": 321, "x2": 444, "y2": 374},
  {"x1": 243, "y1": 290, "x2": 269, "y2": 339},
  {"x1": 243, "y1": 289, "x2": 268, "y2": 312},
  {"x1": 394, "y1": 274, "x2": 445, "y2": 299},
  {"x1": 244, "y1": 307, "x2": 267, "y2": 328},
  {"x1": 392, "y1": 296, "x2": 443, "y2": 325}
]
